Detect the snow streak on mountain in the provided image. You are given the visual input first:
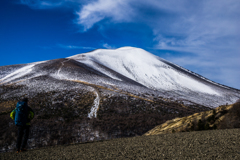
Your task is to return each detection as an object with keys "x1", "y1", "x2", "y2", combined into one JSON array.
[{"x1": 0, "y1": 47, "x2": 240, "y2": 108}]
